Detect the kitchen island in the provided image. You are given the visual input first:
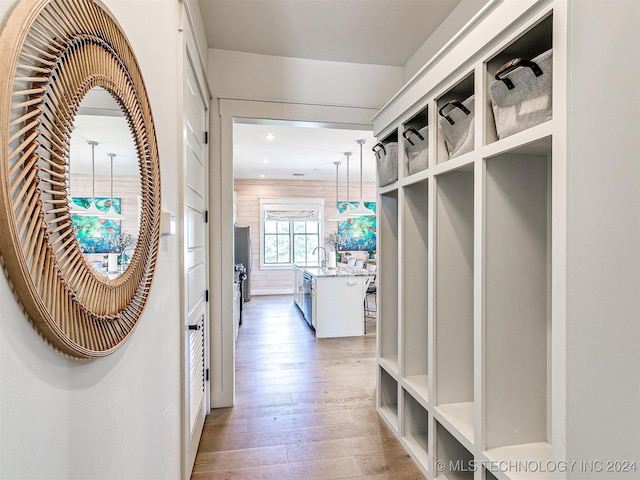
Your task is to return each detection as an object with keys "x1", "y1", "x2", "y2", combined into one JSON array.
[{"x1": 293, "y1": 263, "x2": 373, "y2": 338}]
